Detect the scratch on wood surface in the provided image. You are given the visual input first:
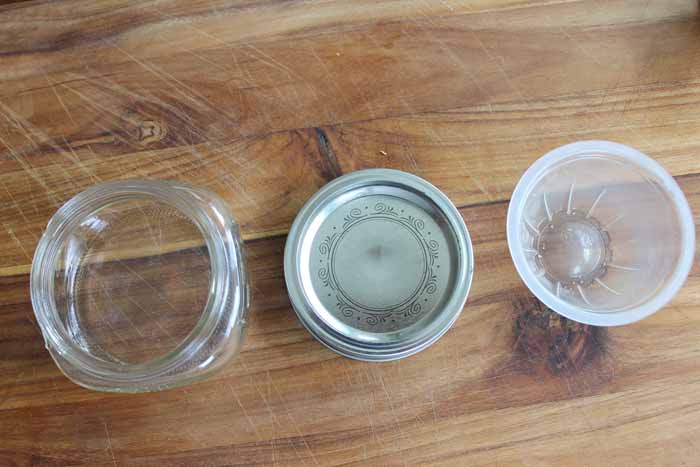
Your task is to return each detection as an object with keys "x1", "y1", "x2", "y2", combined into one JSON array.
[
  {"x1": 368, "y1": 30, "x2": 416, "y2": 116},
  {"x1": 347, "y1": 70, "x2": 378, "y2": 120},
  {"x1": 170, "y1": 20, "x2": 256, "y2": 89},
  {"x1": 107, "y1": 40, "x2": 179, "y2": 92},
  {"x1": 253, "y1": 376, "x2": 303, "y2": 466},
  {"x1": 107, "y1": 40, "x2": 225, "y2": 120},
  {"x1": 66, "y1": 70, "x2": 209, "y2": 142},
  {"x1": 341, "y1": 360, "x2": 381, "y2": 446},
  {"x1": 179, "y1": 387, "x2": 194, "y2": 416},
  {"x1": 469, "y1": 29, "x2": 528, "y2": 111},
  {"x1": 244, "y1": 43, "x2": 303, "y2": 83},
  {"x1": 44, "y1": 72, "x2": 78, "y2": 127},
  {"x1": 440, "y1": 0, "x2": 455, "y2": 12},
  {"x1": 268, "y1": 375, "x2": 320, "y2": 466},
  {"x1": 305, "y1": 42, "x2": 350, "y2": 116},
  {"x1": 62, "y1": 100, "x2": 136, "y2": 152},
  {"x1": 1, "y1": 181, "x2": 32, "y2": 226},
  {"x1": 428, "y1": 387, "x2": 439, "y2": 425},
  {"x1": 599, "y1": 66, "x2": 625, "y2": 108},
  {"x1": 151, "y1": 147, "x2": 181, "y2": 179},
  {"x1": 410, "y1": 13, "x2": 492, "y2": 110},
  {"x1": 0, "y1": 92, "x2": 101, "y2": 194},
  {"x1": 359, "y1": 364, "x2": 384, "y2": 446},
  {"x1": 102, "y1": 419, "x2": 117, "y2": 467},
  {"x1": 149, "y1": 60, "x2": 234, "y2": 123},
  {"x1": 0, "y1": 125, "x2": 61, "y2": 209},
  {"x1": 59, "y1": 82, "x2": 136, "y2": 126},
  {"x1": 226, "y1": 80, "x2": 242, "y2": 108},
  {"x1": 462, "y1": 160, "x2": 493, "y2": 201},
  {"x1": 61, "y1": 136, "x2": 102, "y2": 184},
  {"x1": 6, "y1": 448, "x2": 76, "y2": 464},
  {"x1": 221, "y1": 171, "x2": 263, "y2": 210},
  {"x1": 557, "y1": 22, "x2": 604, "y2": 68},
  {"x1": 229, "y1": 383, "x2": 263, "y2": 443},
  {"x1": 373, "y1": 369, "x2": 409, "y2": 453},
  {"x1": 3, "y1": 225, "x2": 31, "y2": 262},
  {"x1": 232, "y1": 48, "x2": 257, "y2": 89},
  {"x1": 269, "y1": 405, "x2": 279, "y2": 467},
  {"x1": 289, "y1": 79, "x2": 306, "y2": 115},
  {"x1": 254, "y1": 54, "x2": 302, "y2": 119},
  {"x1": 9, "y1": 115, "x2": 77, "y2": 196},
  {"x1": 182, "y1": 46, "x2": 231, "y2": 74},
  {"x1": 398, "y1": 141, "x2": 419, "y2": 173},
  {"x1": 253, "y1": 63, "x2": 300, "y2": 120}
]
